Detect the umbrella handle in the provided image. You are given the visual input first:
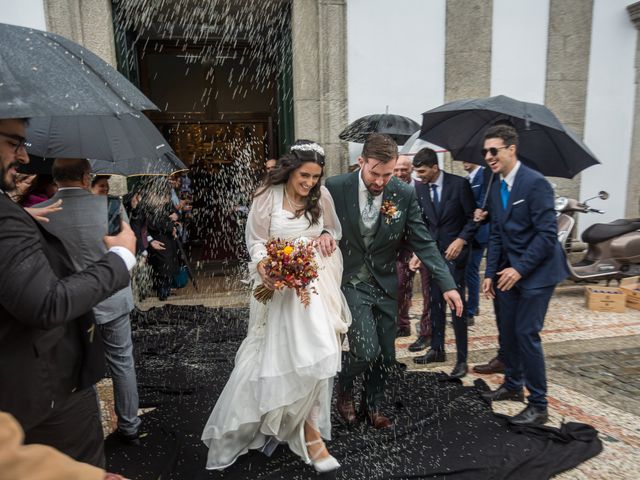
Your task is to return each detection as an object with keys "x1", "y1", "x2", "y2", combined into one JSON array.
[{"x1": 480, "y1": 172, "x2": 495, "y2": 211}]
